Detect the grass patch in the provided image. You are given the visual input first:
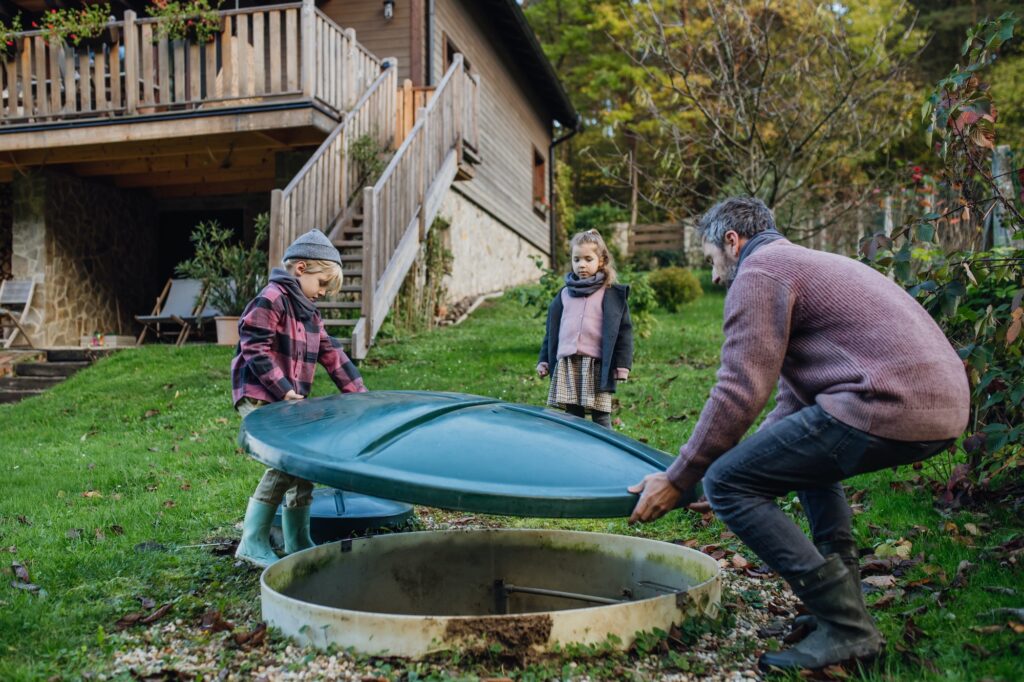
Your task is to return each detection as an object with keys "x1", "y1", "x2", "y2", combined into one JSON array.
[{"x1": 0, "y1": 289, "x2": 1022, "y2": 680}]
